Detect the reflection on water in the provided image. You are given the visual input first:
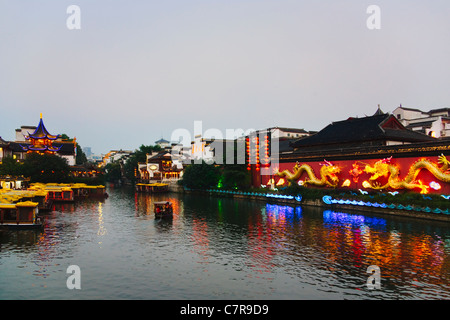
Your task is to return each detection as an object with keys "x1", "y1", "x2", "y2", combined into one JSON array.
[{"x1": 0, "y1": 187, "x2": 449, "y2": 300}]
